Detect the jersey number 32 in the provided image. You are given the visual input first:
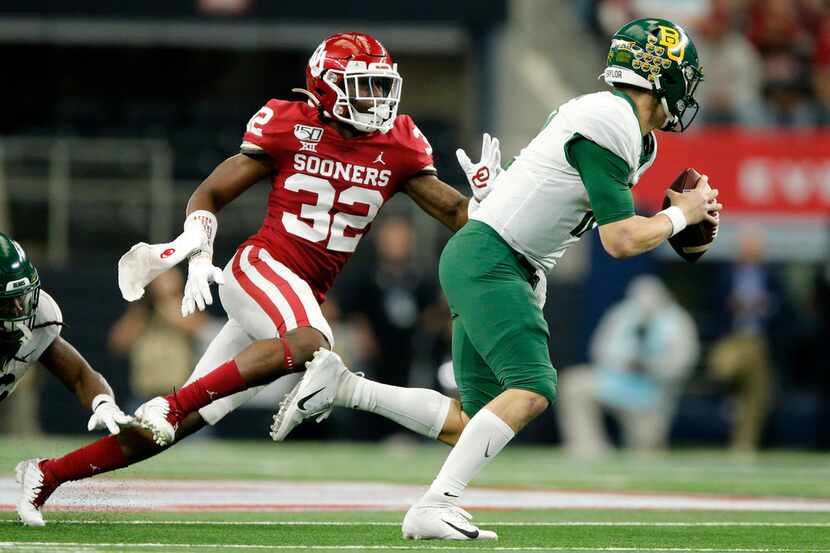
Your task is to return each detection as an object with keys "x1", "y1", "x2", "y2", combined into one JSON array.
[{"x1": 282, "y1": 174, "x2": 383, "y2": 253}]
